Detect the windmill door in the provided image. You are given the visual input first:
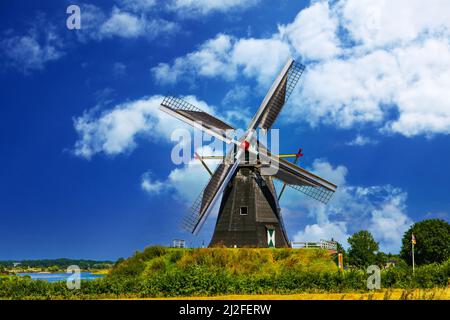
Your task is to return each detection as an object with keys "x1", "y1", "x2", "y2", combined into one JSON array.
[{"x1": 266, "y1": 226, "x2": 275, "y2": 248}]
